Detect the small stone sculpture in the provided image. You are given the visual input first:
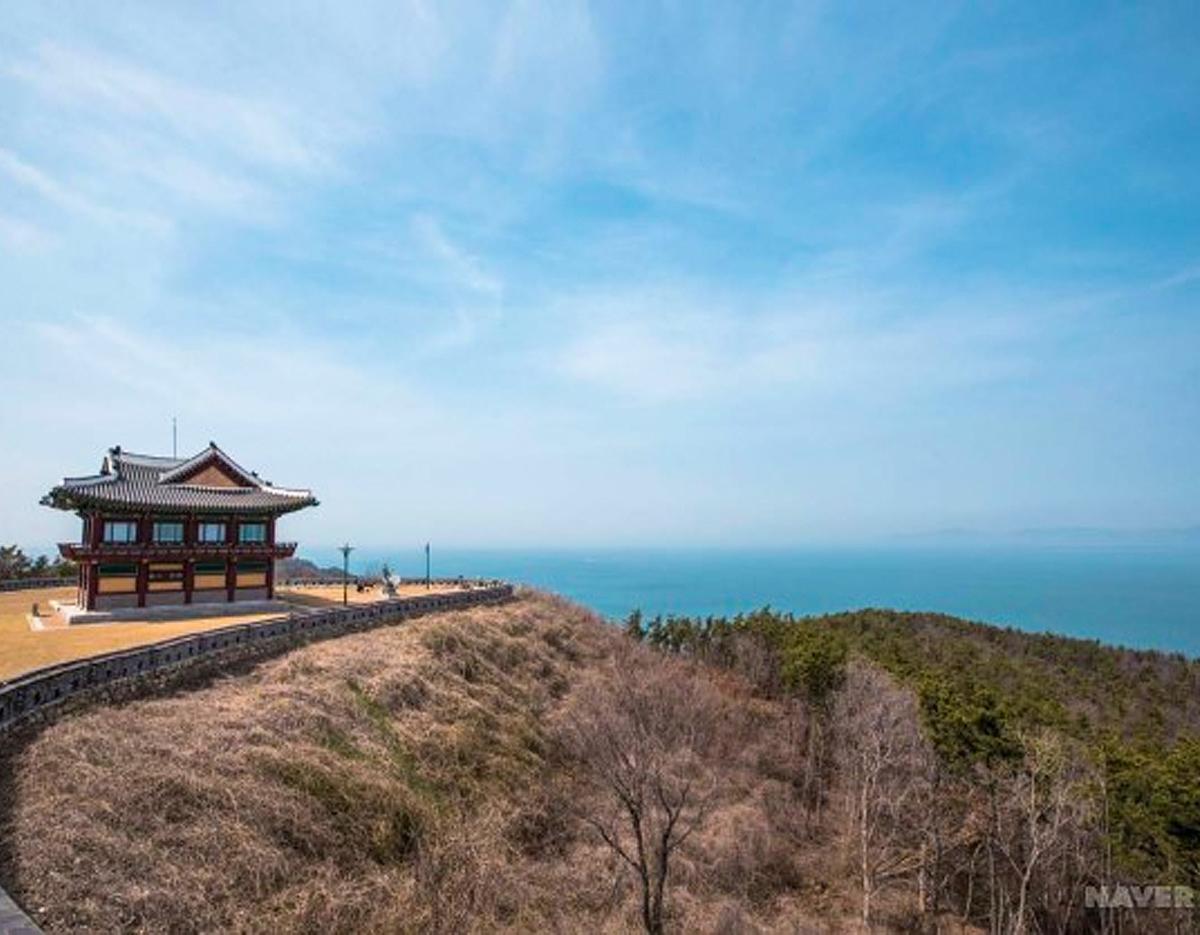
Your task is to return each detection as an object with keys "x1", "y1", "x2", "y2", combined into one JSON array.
[{"x1": 380, "y1": 563, "x2": 399, "y2": 599}]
